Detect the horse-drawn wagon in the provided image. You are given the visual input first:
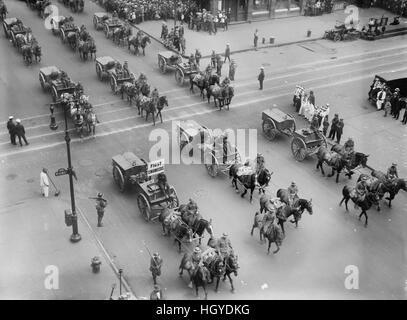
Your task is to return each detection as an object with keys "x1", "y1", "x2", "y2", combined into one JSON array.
[
  {"x1": 323, "y1": 21, "x2": 360, "y2": 41},
  {"x1": 103, "y1": 17, "x2": 123, "y2": 38},
  {"x1": 39, "y1": 66, "x2": 78, "y2": 102},
  {"x1": 95, "y1": 56, "x2": 117, "y2": 80},
  {"x1": 109, "y1": 68, "x2": 135, "y2": 93},
  {"x1": 93, "y1": 12, "x2": 110, "y2": 30},
  {"x1": 204, "y1": 133, "x2": 242, "y2": 177},
  {"x1": 157, "y1": 51, "x2": 199, "y2": 86},
  {"x1": 291, "y1": 128, "x2": 327, "y2": 162},
  {"x1": 111, "y1": 152, "x2": 179, "y2": 221},
  {"x1": 262, "y1": 107, "x2": 296, "y2": 141},
  {"x1": 3, "y1": 18, "x2": 28, "y2": 46},
  {"x1": 50, "y1": 16, "x2": 66, "y2": 35},
  {"x1": 176, "y1": 120, "x2": 212, "y2": 156},
  {"x1": 59, "y1": 20, "x2": 80, "y2": 45}
]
